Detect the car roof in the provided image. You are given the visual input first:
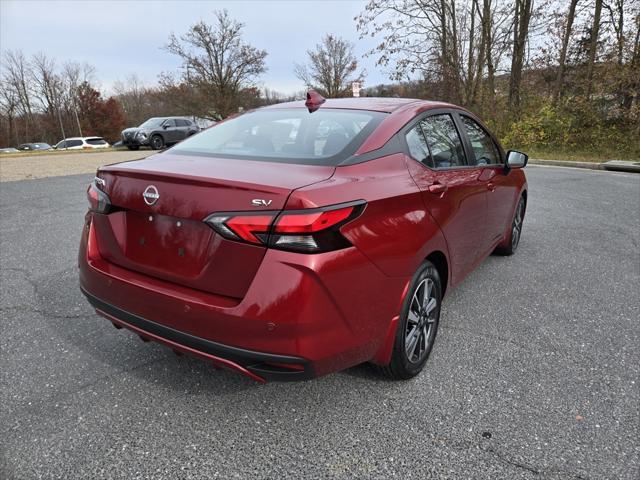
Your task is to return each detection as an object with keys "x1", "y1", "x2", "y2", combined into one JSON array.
[
  {"x1": 263, "y1": 97, "x2": 454, "y2": 113},
  {"x1": 62, "y1": 137, "x2": 104, "y2": 140},
  {"x1": 149, "y1": 116, "x2": 192, "y2": 120}
]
